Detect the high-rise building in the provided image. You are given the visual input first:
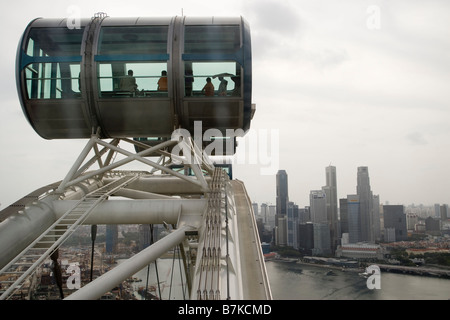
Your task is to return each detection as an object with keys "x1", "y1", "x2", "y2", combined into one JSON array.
[
  {"x1": 383, "y1": 205, "x2": 407, "y2": 242},
  {"x1": 252, "y1": 202, "x2": 259, "y2": 217},
  {"x1": 312, "y1": 223, "x2": 331, "y2": 256},
  {"x1": 373, "y1": 195, "x2": 381, "y2": 242},
  {"x1": 440, "y1": 204, "x2": 448, "y2": 221},
  {"x1": 106, "y1": 225, "x2": 118, "y2": 254},
  {"x1": 434, "y1": 204, "x2": 441, "y2": 219},
  {"x1": 260, "y1": 203, "x2": 269, "y2": 225},
  {"x1": 339, "y1": 198, "x2": 348, "y2": 235},
  {"x1": 276, "y1": 216, "x2": 288, "y2": 246},
  {"x1": 310, "y1": 190, "x2": 331, "y2": 256},
  {"x1": 298, "y1": 222, "x2": 314, "y2": 255},
  {"x1": 298, "y1": 207, "x2": 310, "y2": 224},
  {"x1": 347, "y1": 195, "x2": 360, "y2": 243},
  {"x1": 276, "y1": 170, "x2": 289, "y2": 245},
  {"x1": 276, "y1": 170, "x2": 289, "y2": 220},
  {"x1": 287, "y1": 202, "x2": 299, "y2": 248},
  {"x1": 139, "y1": 224, "x2": 152, "y2": 250},
  {"x1": 357, "y1": 166, "x2": 374, "y2": 242},
  {"x1": 310, "y1": 190, "x2": 327, "y2": 223},
  {"x1": 268, "y1": 205, "x2": 276, "y2": 231},
  {"x1": 323, "y1": 166, "x2": 339, "y2": 253},
  {"x1": 425, "y1": 217, "x2": 441, "y2": 233}
]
